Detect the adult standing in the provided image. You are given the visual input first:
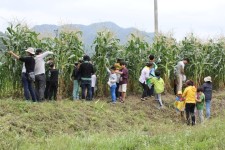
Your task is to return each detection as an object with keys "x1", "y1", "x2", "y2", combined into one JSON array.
[
  {"x1": 34, "y1": 49, "x2": 53, "y2": 102},
  {"x1": 175, "y1": 58, "x2": 189, "y2": 93},
  {"x1": 78, "y1": 55, "x2": 94, "y2": 100},
  {"x1": 202, "y1": 76, "x2": 212, "y2": 119},
  {"x1": 8, "y1": 48, "x2": 36, "y2": 101}
]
